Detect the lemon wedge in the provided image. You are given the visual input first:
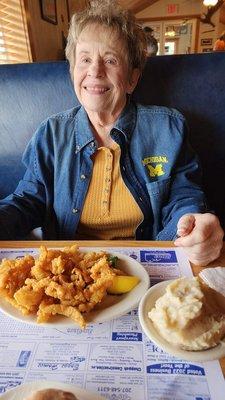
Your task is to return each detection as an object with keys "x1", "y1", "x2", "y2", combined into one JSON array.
[{"x1": 107, "y1": 275, "x2": 140, "y2": 294}]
